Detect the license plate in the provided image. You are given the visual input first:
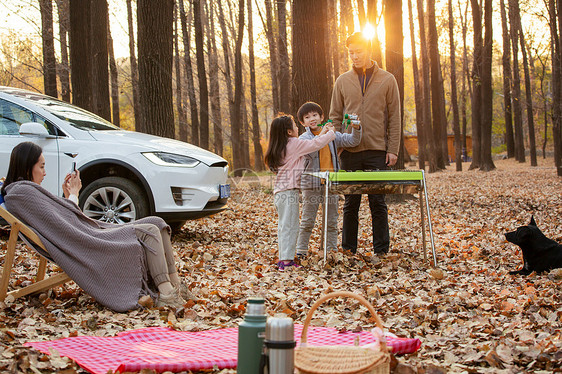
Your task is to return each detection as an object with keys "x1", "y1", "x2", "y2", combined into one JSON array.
[{"x1": 219, "y1": 184, "x2": 231, "y2": 198}]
